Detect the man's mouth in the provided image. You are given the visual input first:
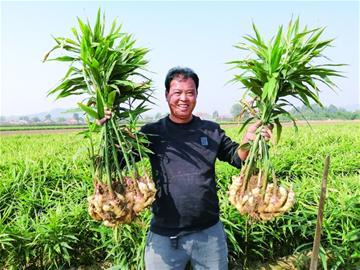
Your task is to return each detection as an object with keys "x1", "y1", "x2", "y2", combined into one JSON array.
[{"x1": 178, "y1": 104, "x2": 189, "y2": 109}]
